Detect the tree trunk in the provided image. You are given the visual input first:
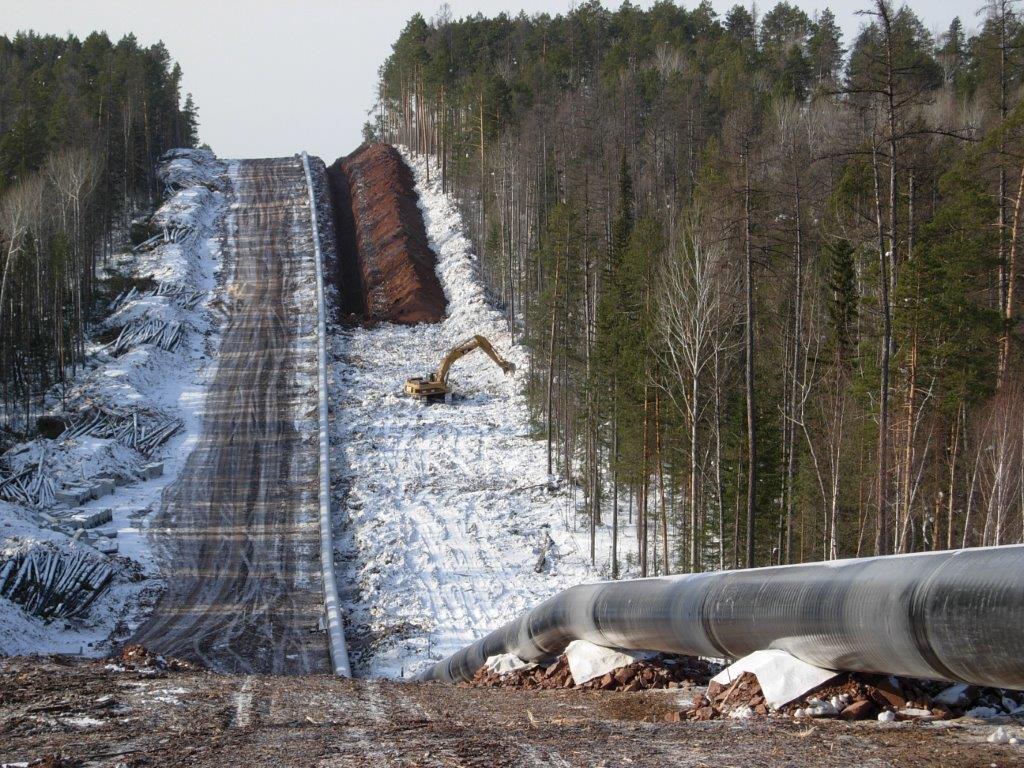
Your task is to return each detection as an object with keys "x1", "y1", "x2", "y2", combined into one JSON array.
[
  {"x1": 743, "y1": 149, "x2": 757, "y2": 568},
  {"x1": 1000, "y1": 161, "x2": 1024, "y2": 384},
  {"x1": 612, "y1": 399, "x2": 619, "y2": 579},
  {"x1": 872, "y1": 143, "x2": 893, "y2": 556},
  {"x1": 946, "y1": 404, "x2": 962, "y2": 550},
  {"x1": 656, "y1": 391, "x2": 670, "y2": 575},
  {"x1": 545, "y1": 242, "x2": 561, "y2": 476},
  {"x1": 714, "y1": 346, "x2": 725, "y2": 571},
  {"x1": 639, "y1": 390, "x2": 650, "y2": 577}
]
